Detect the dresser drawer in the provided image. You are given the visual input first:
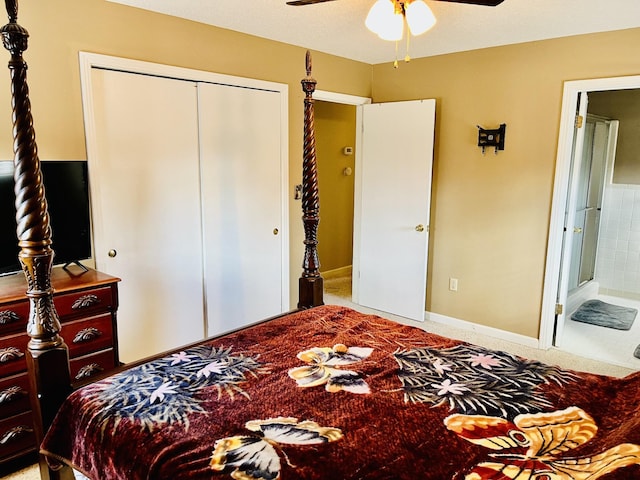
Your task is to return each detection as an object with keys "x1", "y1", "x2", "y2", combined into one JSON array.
[
  {"x1": 0, "y1": 411, "x2": 36, "y2": 461},
  {"x1": 0, "y1": 334, "x2": 28, "y2": 378},
  {"x1": 63, "y1": 314, "x2": 114, "y2": 359},
  {"x1": 0, "y1": 373, "x2": 30, "y2": 420},
  {"x1": 0, "y1": 301, "x2": 29, "y2": 337},
  {"x1": 54, "y1": 286, "x2": 115, "y2": 320},
  {"x1": 70, "y1": 349, "x2": 116, "y2": 383}
]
